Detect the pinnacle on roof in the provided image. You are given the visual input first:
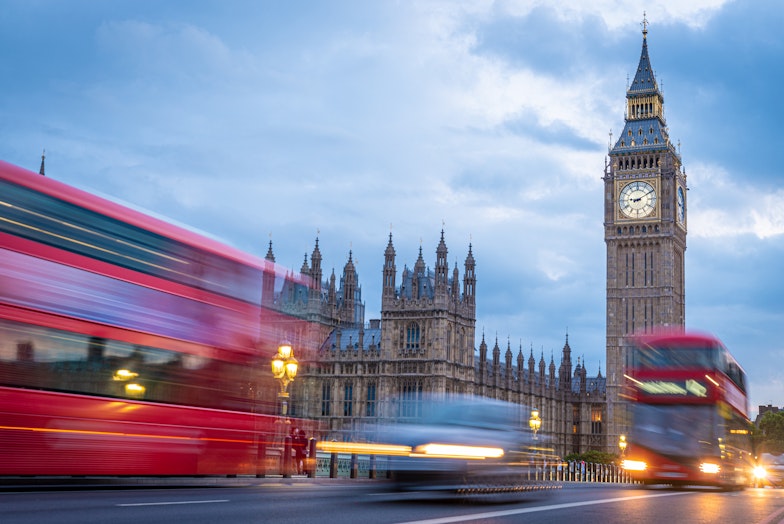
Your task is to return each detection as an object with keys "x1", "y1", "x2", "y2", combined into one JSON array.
[
  {"x1": 312, "y1": 236, "x2": 322, "y2": 260},
  {"x1": 265, "y1": 240, "x2": 275, "y2": 262},
  {"x1": 629, "y1": 13, "x2": 659, "y2": 96}
]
